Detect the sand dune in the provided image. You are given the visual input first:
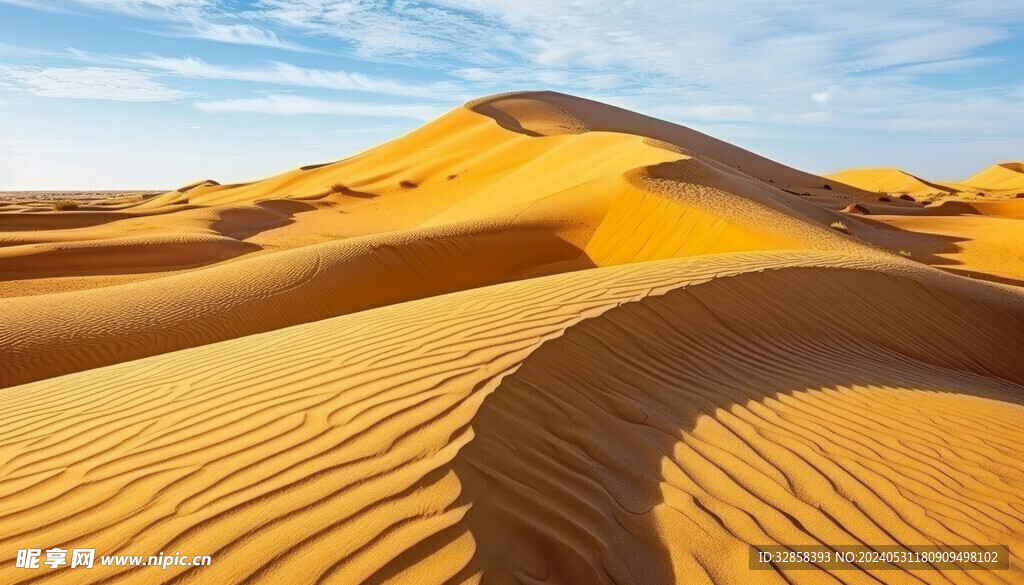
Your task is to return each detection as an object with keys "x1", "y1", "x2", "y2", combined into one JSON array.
[
  {"x1": 964, "y1": 163, "x2": 1024, "y2": 192},
  {"x1": 828, "y1": 161, "x2": 1024, "y2": 202},
  {"x1": 864, "y1": 214, "x2": 1024, "y2": 286},
  {"x1": 826, "y1": 167, "x2": 957, "y2": 198},
  {"x1": 1, "y1": 91, "x2": 1022, "y2": 584},
  {"x1": 0, "y1": 219, "x2": 592, "y2": 387},
  {"x1": 1, "y1": 253, "x2": 1022, "y2": 584},
  {"x1": 2, "y1": 94, "x2": 877, "y2": 385}
]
